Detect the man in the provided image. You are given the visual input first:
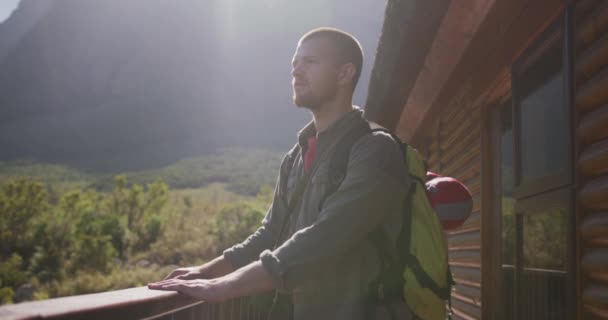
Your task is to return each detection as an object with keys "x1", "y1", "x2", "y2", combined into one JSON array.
[{"x1": 149, "y1": 27, "x2": 413, "y2": 319}]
